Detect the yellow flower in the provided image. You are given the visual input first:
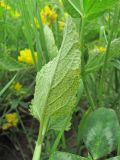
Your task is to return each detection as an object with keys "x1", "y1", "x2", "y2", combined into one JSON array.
[
  {"x1": 18, "y1": 48, "x2": 38, "y2": 64},
  {"x1": 2, "y1": 113, "x2": 19, "y2": 130},
  {"x1": 58, "y1": 21, "x2": 65, "y2": 30},
  {"x1": 14, "y1": 82, "x2": 22, "y2": 91},
  {"x1": 2, "y1": 123, "x2": 12, "y2": 130},
  {"x1": 14, "y1": 11, "x2": 20, "y2": 17},
  {"x1": 95, "y1": 46, "x2": 107, "y2": 53},
  {"x1": 60, "y1": 0, "x2": 63, "y2": 6},
  {"x1": 34, "y1": 17, "x2": 40, "y2": 29},
  {"x1": 11, "y1": 10, "x2": 21, "y2": 18},
  {"x1": 0, "y1": 1, "x2": 11, "y2": 10},
  {"x1": 40, "y1": 5, "x2": 57, "y2": 25},
  {"x1": 5, "y1": 113, "x2": 19, "y2": 126}
]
